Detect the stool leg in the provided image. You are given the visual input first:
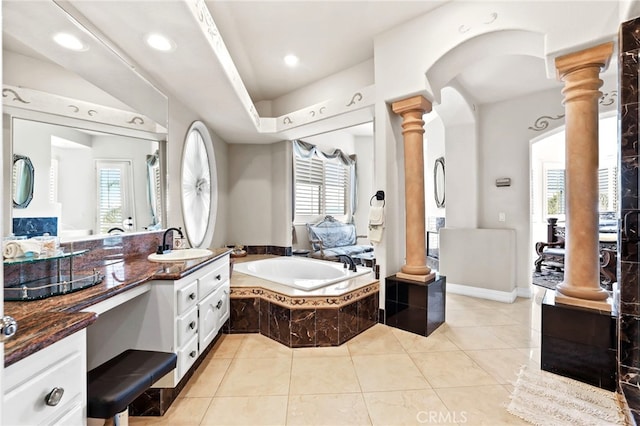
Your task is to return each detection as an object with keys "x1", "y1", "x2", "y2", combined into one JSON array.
[{"x1": 108, "y1": 408, "x2": 129, "y2": 426}]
